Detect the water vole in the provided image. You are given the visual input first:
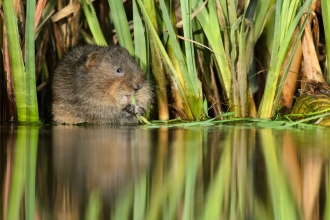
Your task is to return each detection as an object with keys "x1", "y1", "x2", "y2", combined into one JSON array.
[{"x1": 52, "y1": 45, "x2": 151, "y2": 124}]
